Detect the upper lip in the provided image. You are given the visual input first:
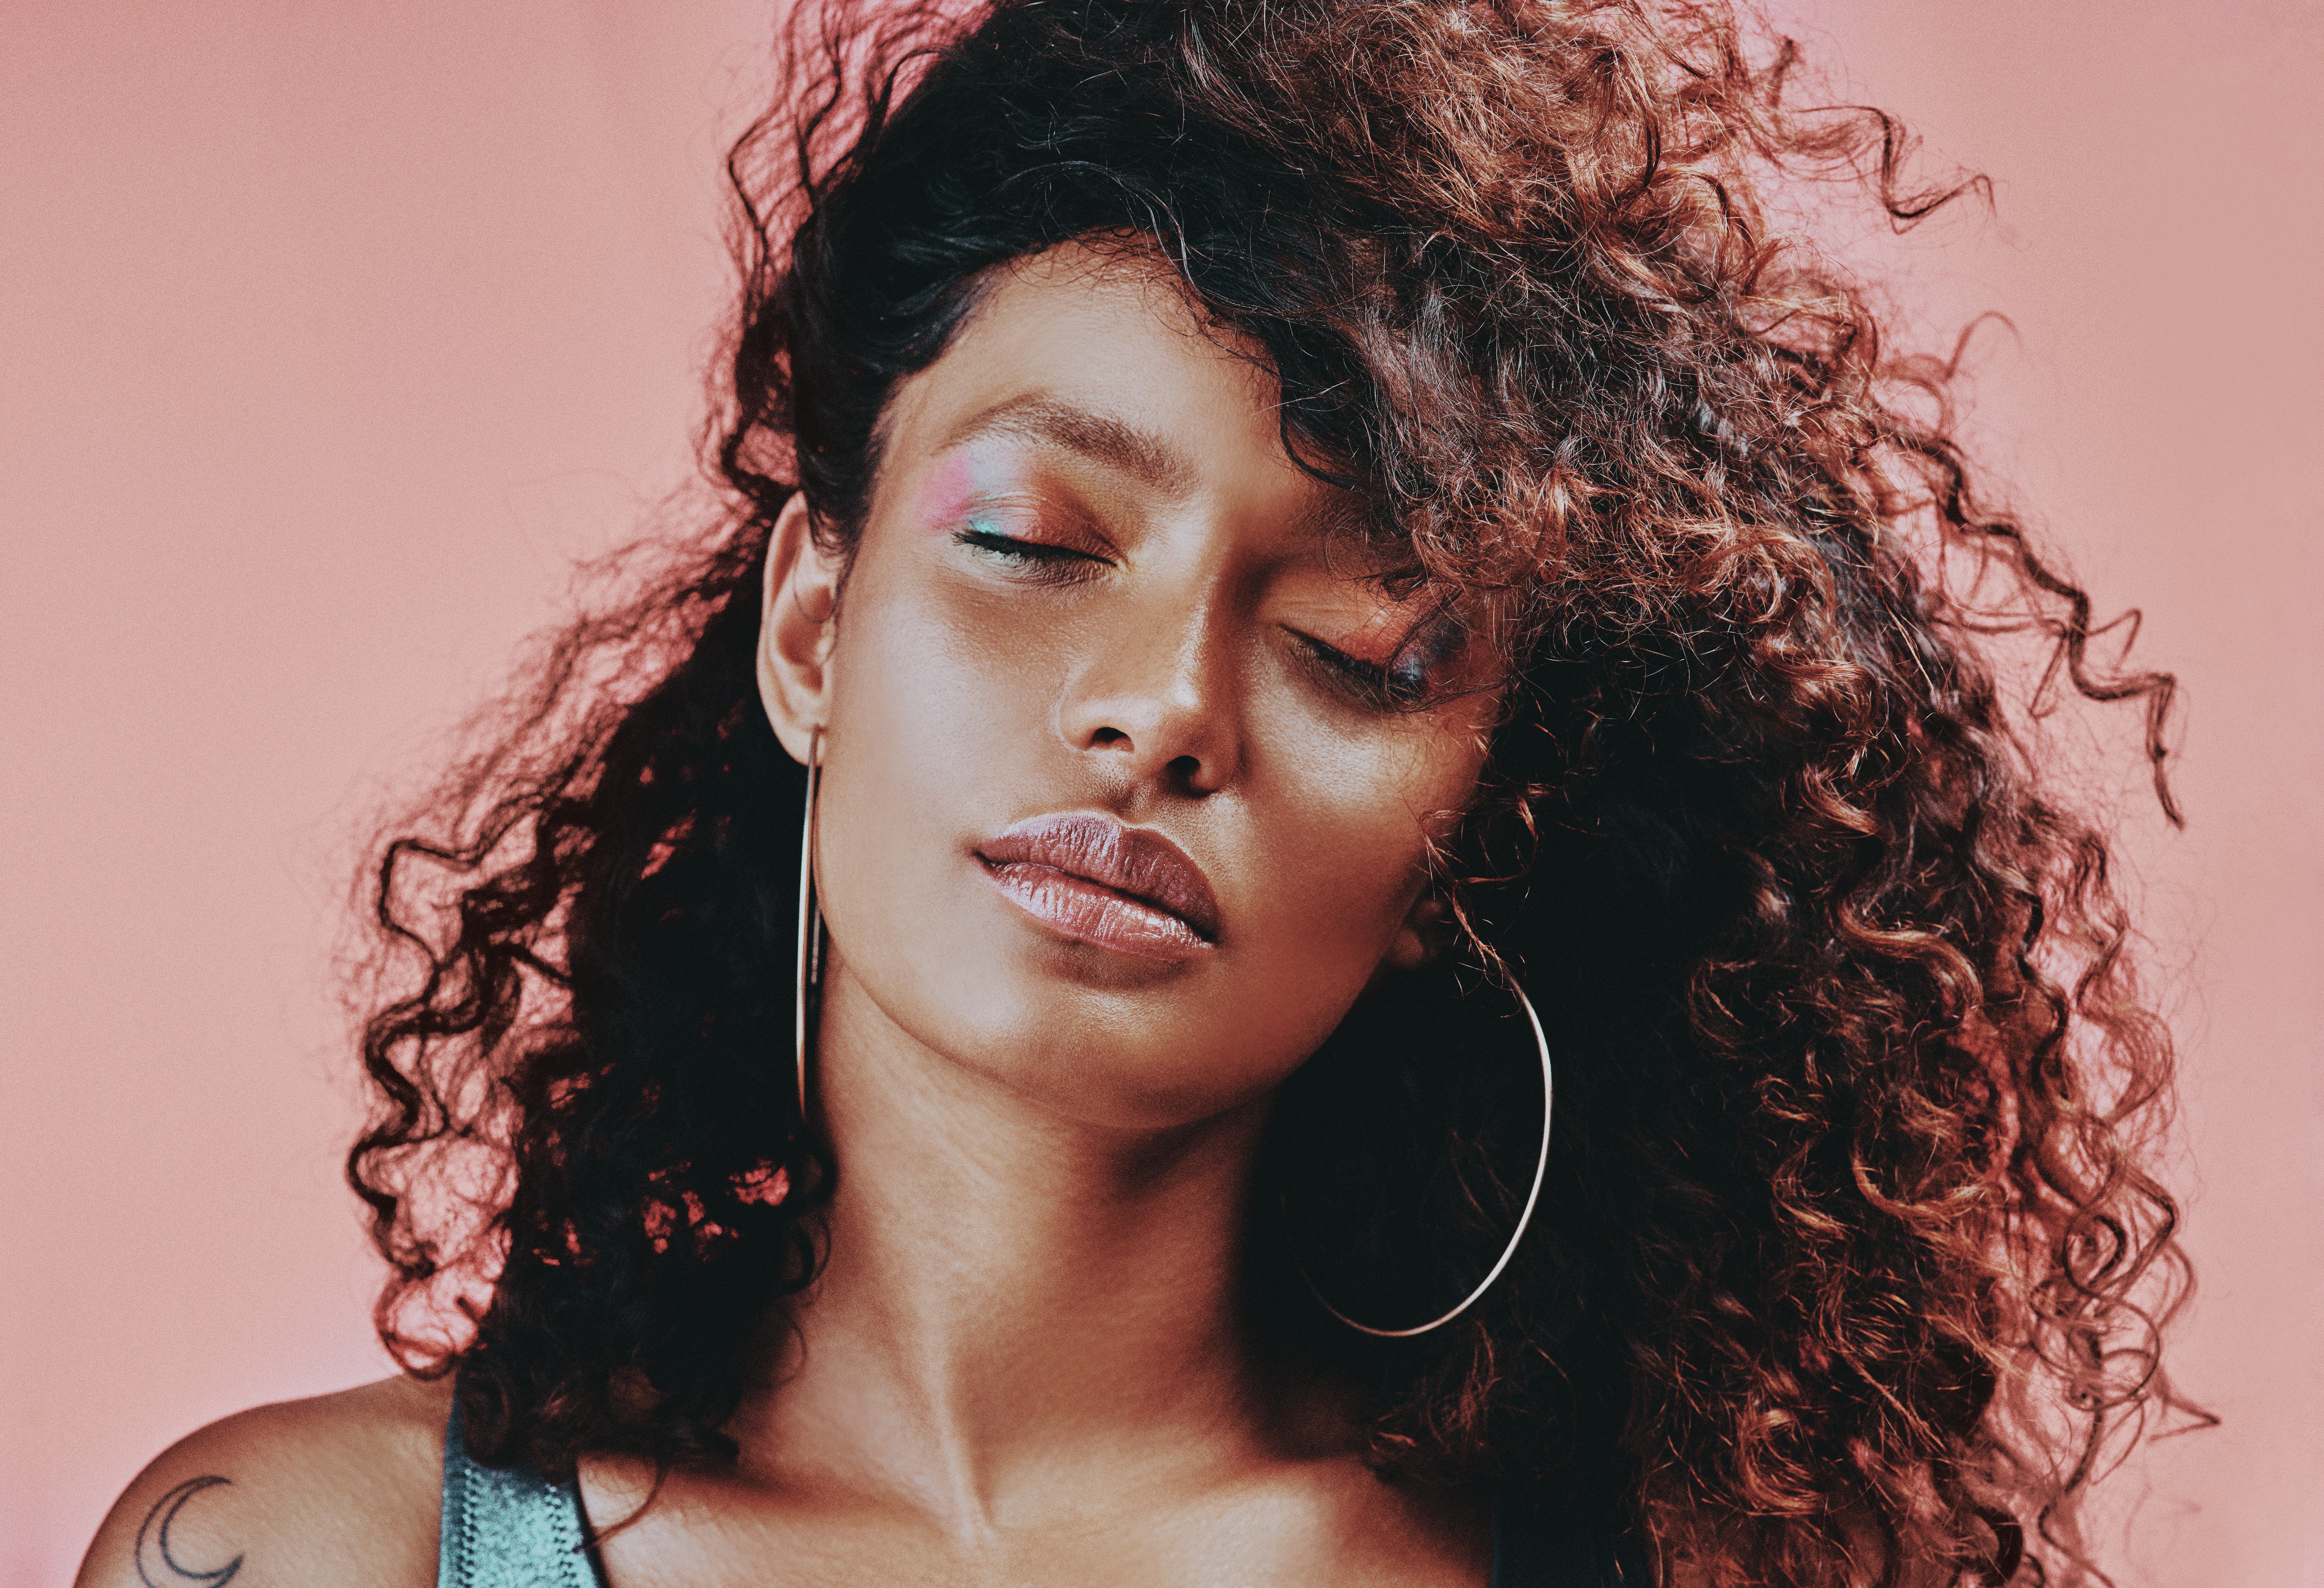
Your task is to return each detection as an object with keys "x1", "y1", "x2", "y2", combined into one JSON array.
[{"x1": 976, "y1": 812, "x2": 1222, "y2": 943}]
